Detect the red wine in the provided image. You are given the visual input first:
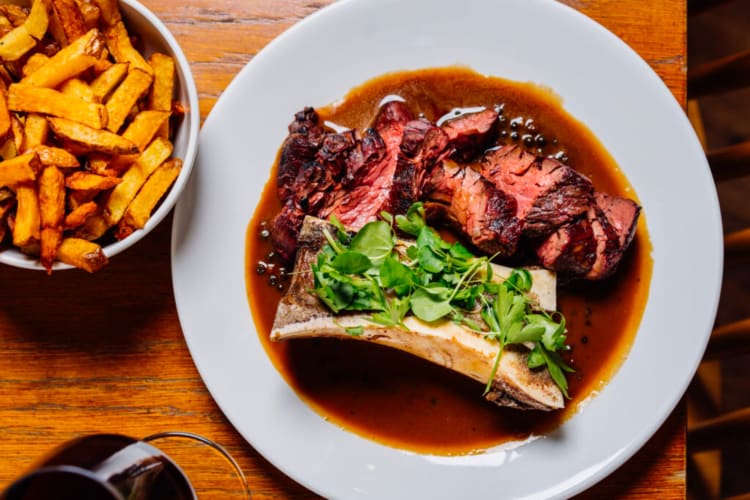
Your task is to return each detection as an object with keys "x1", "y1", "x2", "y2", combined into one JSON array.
[{"x1": 1, "y1": 435, "x2": 194, "y2": 500}]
